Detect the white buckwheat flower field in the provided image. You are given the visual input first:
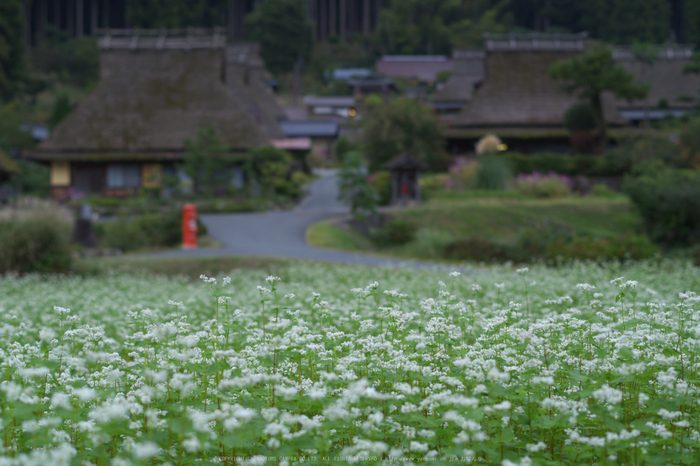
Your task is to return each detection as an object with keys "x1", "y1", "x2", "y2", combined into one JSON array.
[{"x1": 1, "y1": 260, "x2": 700, "y2": 465}]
